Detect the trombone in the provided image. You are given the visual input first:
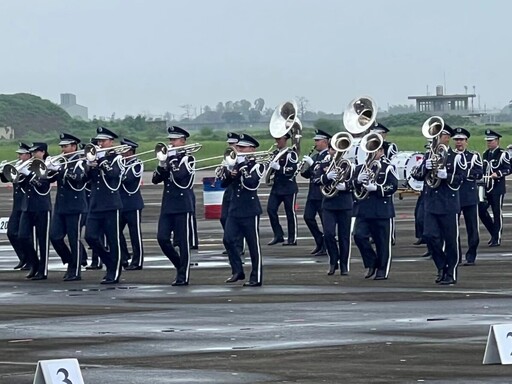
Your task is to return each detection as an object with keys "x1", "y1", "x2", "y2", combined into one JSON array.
[
  {"x1": 83, "y1": 143, "x2": 133, "y2": 162},
  {"x1": 195, "y1": 145, "x2": 275, "y2": 172},
  {"x1": 120, "y1": 142, "x2": 203, "y2": 170}
]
